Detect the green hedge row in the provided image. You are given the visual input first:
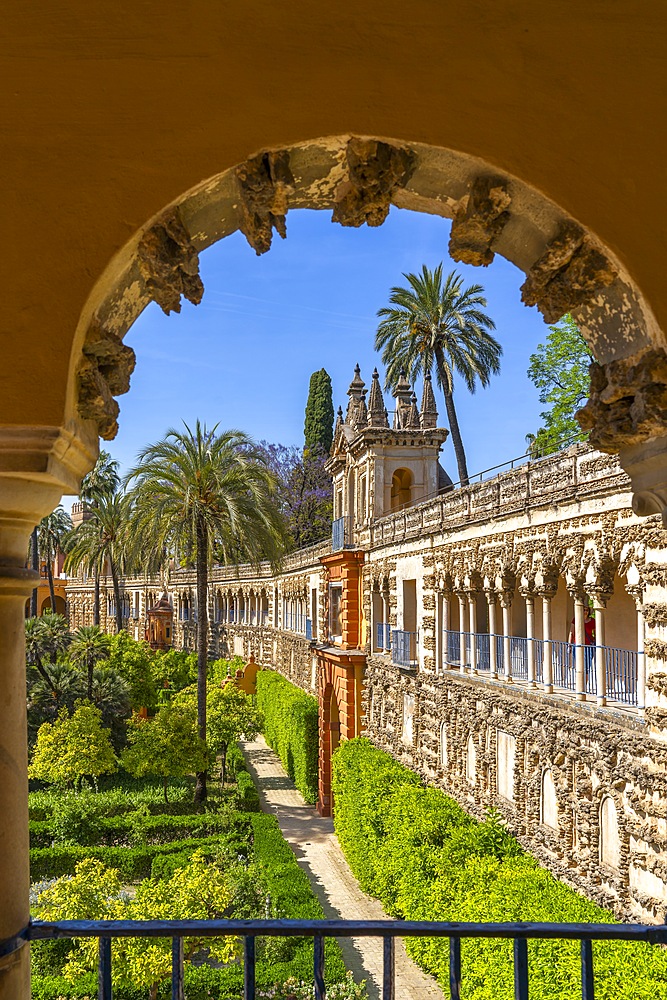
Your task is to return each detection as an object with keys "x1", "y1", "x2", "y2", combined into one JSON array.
[
  {"x1": 31, "y1": 815, "x2": 348, "y2": 999},
  {"x1": 30, "y1": 829, "x2": 250, "y2": 882},
  {"x1": 250, "y1": 812, "x2": 347, "y2": 982},
  {"x1": 331, "y1": 738, "x2": 667, "y2": 1000},
  {"x1": 256, "y1": 670, "x2": 318, "y2": 803},
  {"x1": 30, "y1": 810, "x2": 243, "y2": 848}
]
